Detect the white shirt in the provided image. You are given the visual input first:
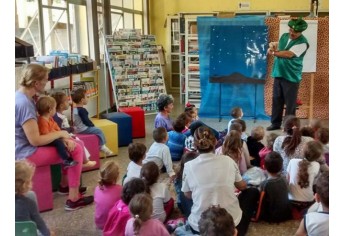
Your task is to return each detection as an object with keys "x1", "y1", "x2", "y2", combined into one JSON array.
[
  {"x1": 150, "y1": 182, "x2": 171, "y2": 222},
  {"x1": 123, "y1": 161, "x2": 142, "y2": 185},
  {"x1": 305, "y1": 212, "x2": 329, "y2": 236},
  {"x1": 287, "y1": 159, "x2": 320, "y2": 202},
  {"x1": 182, "y1": 153, "x2": 243, "y2": 231},
  {"x1": 143, "y1": 142, "x2": 175, "y2": 177},
  {"x1": 286, "y1": 39, "x2": 307, "y2": 57}
]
